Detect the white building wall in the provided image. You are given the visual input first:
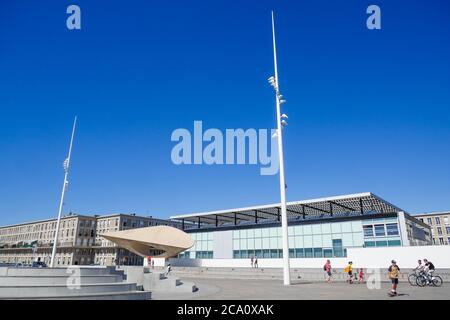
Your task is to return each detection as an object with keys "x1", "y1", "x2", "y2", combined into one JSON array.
[
  {"x1": 168, "y1": 245, "x2": 450, "y2": 269},
  {"x1": 212, "y1": 230, "x2": 233, "y2": 259},
  {"x1": 347, "y1": 245, "x2": 450, "y2": 268},
  {"x1": 397, "y1": 211, "x2": 410, "y2": 246}
]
